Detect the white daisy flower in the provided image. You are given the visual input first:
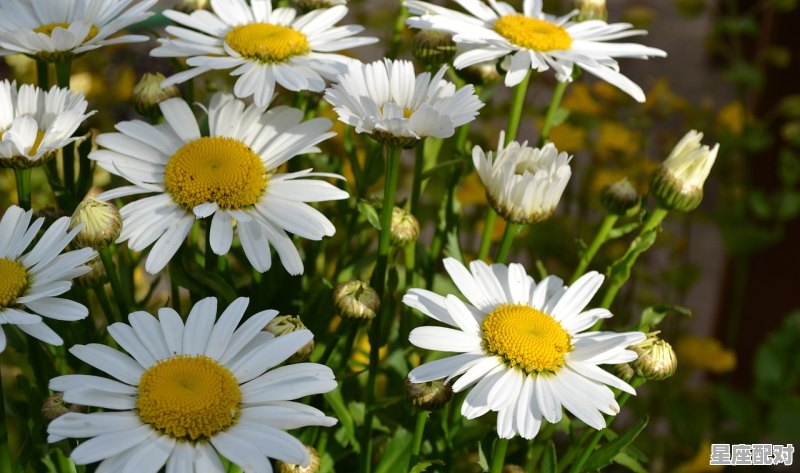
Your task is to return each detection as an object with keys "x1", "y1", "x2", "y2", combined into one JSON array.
[
  {"x1": 324, "y1": 58, "x2": 484, "y2": 147},
  {"x1": 404, "y1": 0, "x2": 667, "y2": 102},
  {"x1": 0, "y1": 205, "x2": 95, "y2": 353},
  {"x1": 404, "y1": 258, "x2": 645, "y2": 439},
  {"x1": 48, "y1": 296, "x2": 338, "y2": 472},
  {"x1": 473, "y1": 130, "x2": 571, "y2": 224},
  {"x1": 90, "y1": 93, "x2": 348, "y2": 275},
  {"x1": 151, "y1": 0, "x2": 377, "y2": 107},
  {"x1": 0, "y1": 0, "x2": 156, "y2": 61},
  {"x1": 0, "y1": 80, "x2": 94, "y2": 169}
]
